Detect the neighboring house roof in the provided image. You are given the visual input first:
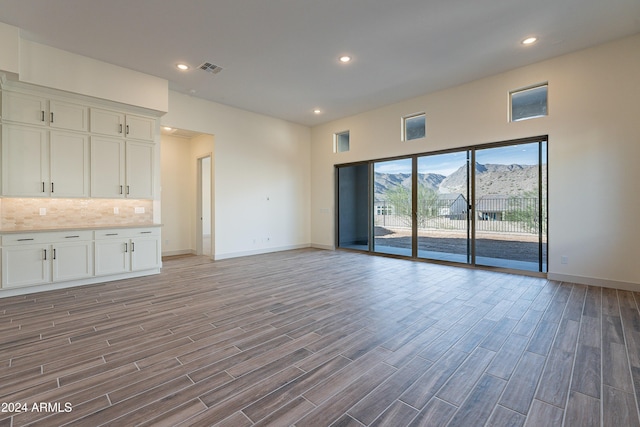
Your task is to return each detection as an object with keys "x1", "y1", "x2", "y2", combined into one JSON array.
[
  {"x1": 476, "y1": 195, "x2": 511, "y2": 212},
  {"x1": 437, "y1": 193, "x2": 466, "y2": 202}
]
